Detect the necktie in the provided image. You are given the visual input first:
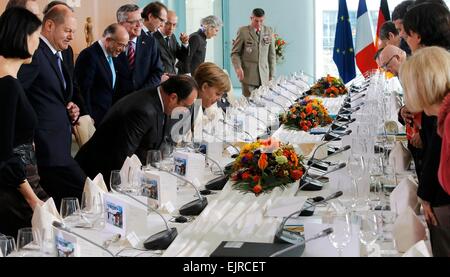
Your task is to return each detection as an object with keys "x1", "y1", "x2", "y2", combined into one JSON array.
[
  {"x1": 128, "y1": 41, "x2": 135, "y2": 70},
  {"x1": 107, "y1": 56, "x2": 116, "y2": 88},
  {"x1": 165, "y1": 36, "x2": 170, "y2": 47},
  {"x1": 55, "y1": 52, "x2": 67, "y2": 90}
]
